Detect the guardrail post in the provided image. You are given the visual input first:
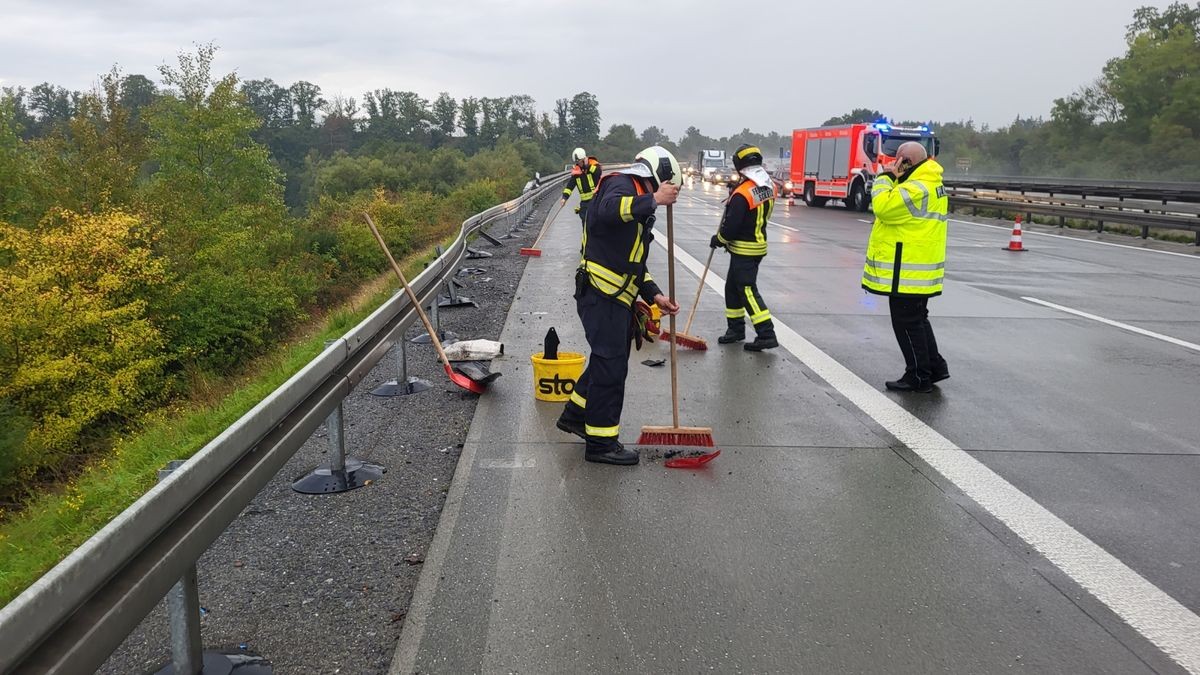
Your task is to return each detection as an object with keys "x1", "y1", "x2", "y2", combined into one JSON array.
[
  {"x1": 158, "y1": 461, "x2": 204, "y2": 675},
  {"x1": 411, "y1": 294, "x2": 458, "y2": 344},
  {"x1": 292, "y1": 341, "x2": 385, "y2": 494},
  {"x1": 370, "y1": 339, "x2": 431, "y2": 397}
]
